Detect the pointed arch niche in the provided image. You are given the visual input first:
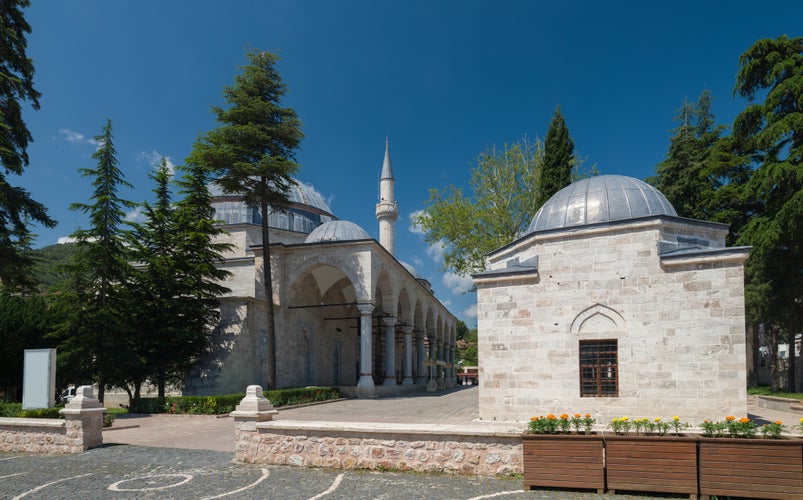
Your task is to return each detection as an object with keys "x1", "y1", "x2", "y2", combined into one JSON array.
[{"x1": 570, "y1": 303, "x2": 626, "y2": 335}]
